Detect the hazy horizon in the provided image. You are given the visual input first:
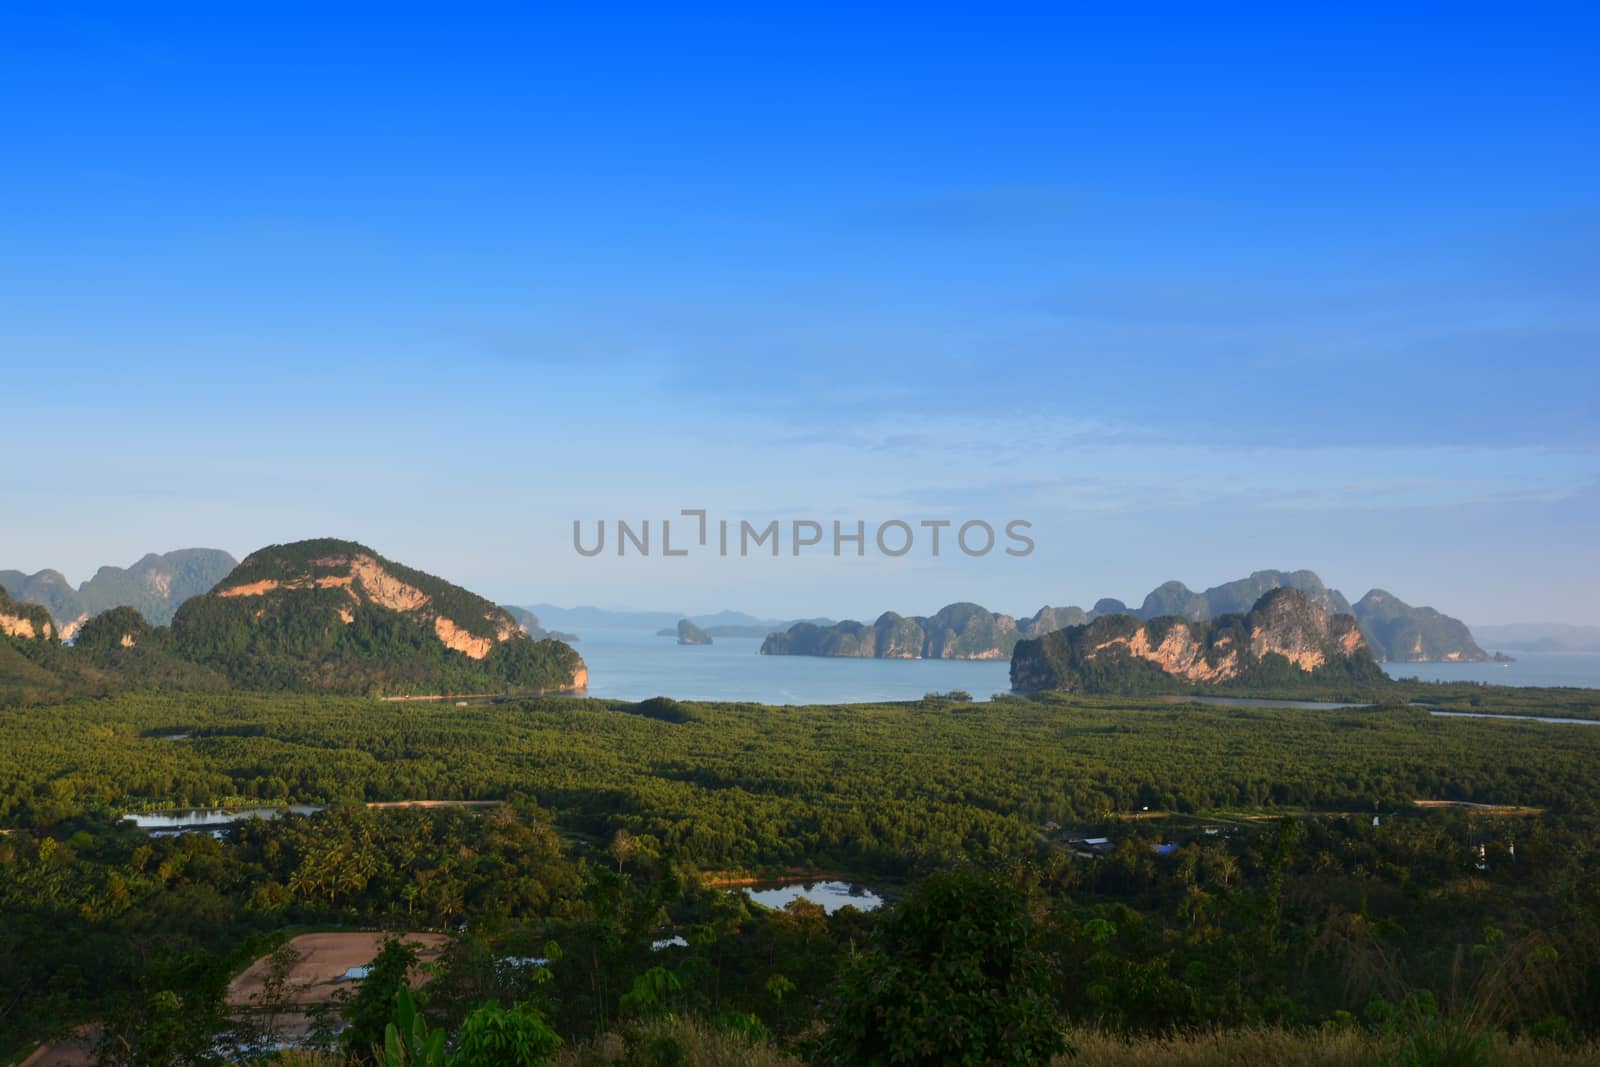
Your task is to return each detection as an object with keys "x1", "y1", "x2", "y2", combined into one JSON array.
[
  {"x1": 5, "y1": 9, "x2": 1597, "y2": 627},
  {"x1": 3, "y1": 538, "x2": 1596, "y2": 630}
]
